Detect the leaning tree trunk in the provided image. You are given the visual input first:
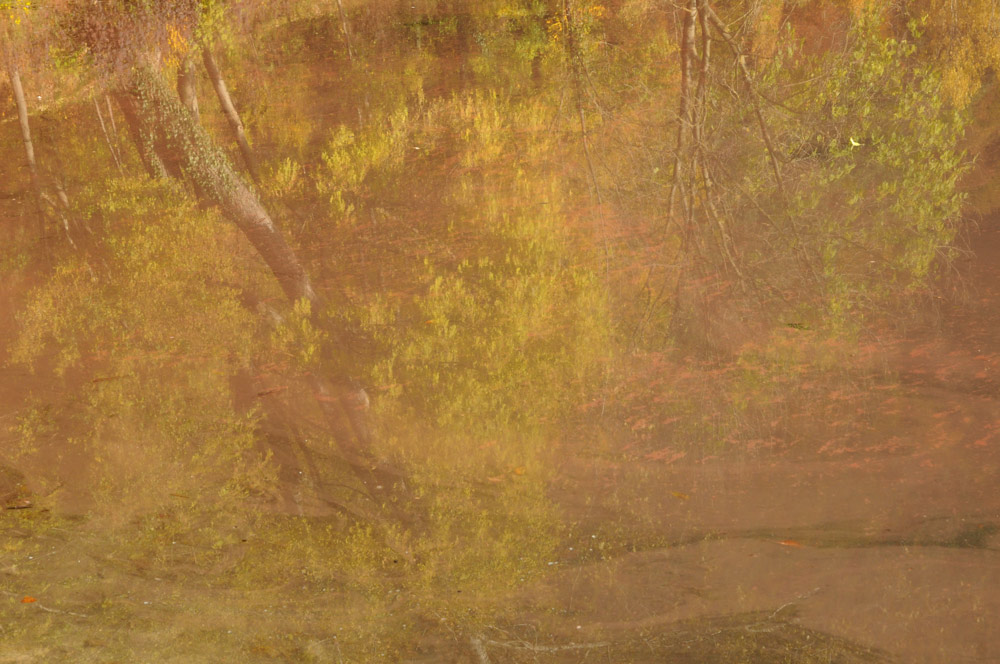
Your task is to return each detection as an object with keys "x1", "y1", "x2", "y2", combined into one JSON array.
[
  {"x1": 117, "y1": 69, "x2": 373, "y2": 463},
  {"x1": 201, "y1": 45, "x2": 262, "y2": 186},
  {"x1": 114, "y1": 90, "x2": 173, "y2": 179},
  {"x1": 3, "y1": 41, "x2": 46, "y2": 236},
  {"x1": 125, "y1": 77, "x2": 314, "y2": 302},
  {"x1": 176, "y1": 54, "x2": 201, "y2": 123}
]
